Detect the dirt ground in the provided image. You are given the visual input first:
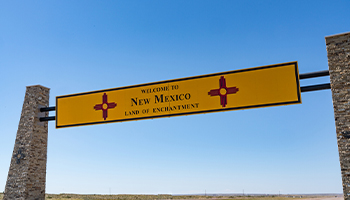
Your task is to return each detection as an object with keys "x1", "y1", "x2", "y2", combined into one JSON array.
[
  {"x1": 302, "y1": 197, "x2": 342, "y2": 200},
  {"x1": 171, "y1": 198, "x2": 343, "y2": 200}
]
